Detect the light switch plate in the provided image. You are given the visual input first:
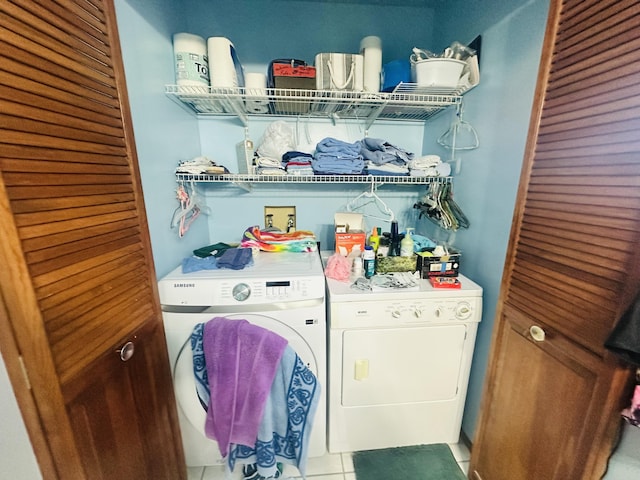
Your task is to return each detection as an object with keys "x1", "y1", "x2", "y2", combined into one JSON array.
[{"x1": 264, "y1": 206, "x2": 296, "y2": 232}]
